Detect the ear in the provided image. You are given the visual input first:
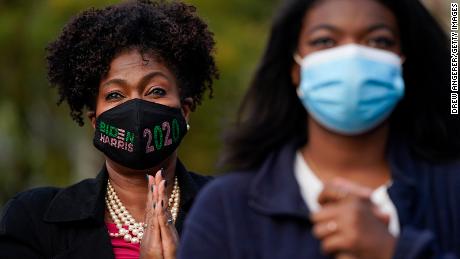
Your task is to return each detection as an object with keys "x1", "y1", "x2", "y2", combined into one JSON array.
[
  {"x1": 180, "y1": 97, "x2": 193, "y2": 122},
  {"x1": 87, "y1": 111, "x2": 96, "y2": 129},
  {"x1": 400, "y1": 54, "x2": 406, "y2": 64},
  {"x1": 291, "y1": 62, "x2": 301, "y2": 87}
]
